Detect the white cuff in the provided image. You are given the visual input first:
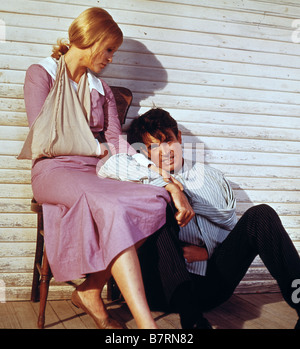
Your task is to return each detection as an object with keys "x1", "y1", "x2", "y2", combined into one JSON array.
[
  {"x1": 132, "y1": 153, "x2": 155, "y2": 168},
  {"x1": 95, "y1": 139, "x2": 101, "y2": 156}
]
